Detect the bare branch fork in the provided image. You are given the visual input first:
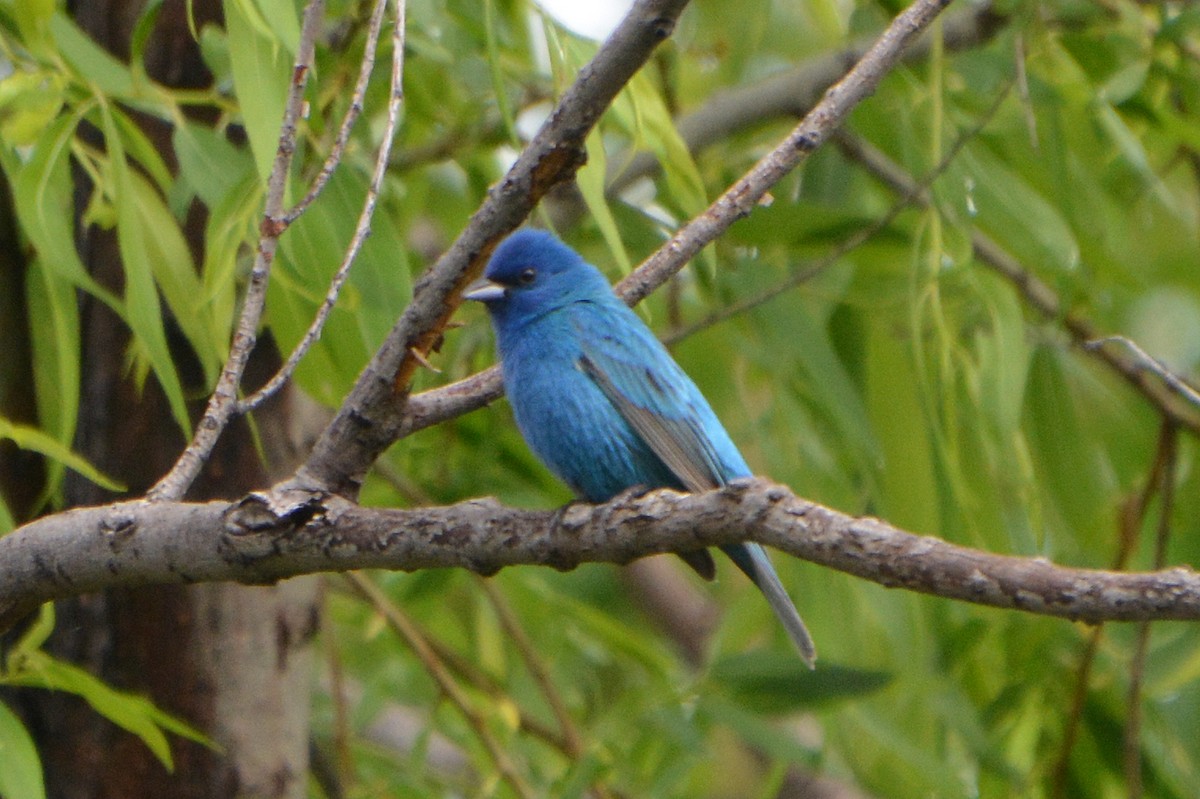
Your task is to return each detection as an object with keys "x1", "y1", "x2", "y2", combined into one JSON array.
[
  {"x1": 241, "y1": 0, "x2": 409, "y2": 413},
  {"x1": 148, "y1": 0, "x2": 326, "y2": 501},
  {"x1": 149, "y1": 0, "x2": 401, "y2": 501},
  {"x1": 1, "y1": 481, "x2": 1197, "y2": 628}
]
